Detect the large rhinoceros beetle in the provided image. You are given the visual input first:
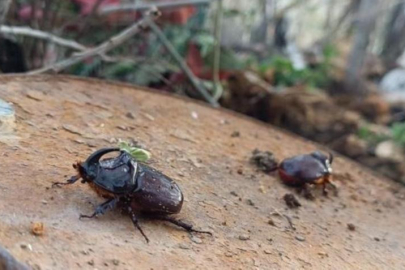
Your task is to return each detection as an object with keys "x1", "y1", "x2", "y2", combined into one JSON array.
[
  {"x1": 277, "y1": 151, "x2": 337, "y2": 197},
  {"x1": 53, "y1": 147, "x2": 211, "y2": 243}
]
